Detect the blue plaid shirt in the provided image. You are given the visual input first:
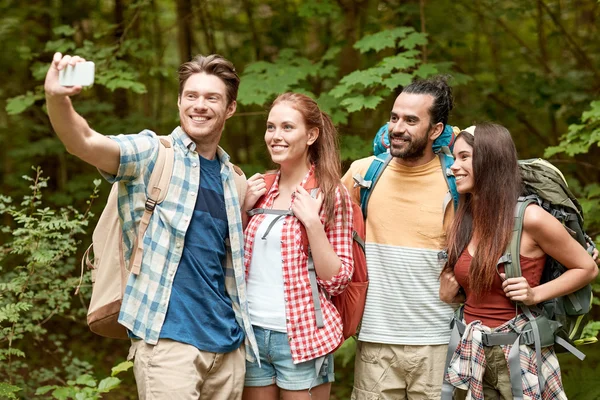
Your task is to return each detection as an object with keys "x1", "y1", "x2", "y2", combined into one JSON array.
[{"x1": 101, "y1": 127, "x2": 258, "y2": 361}]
